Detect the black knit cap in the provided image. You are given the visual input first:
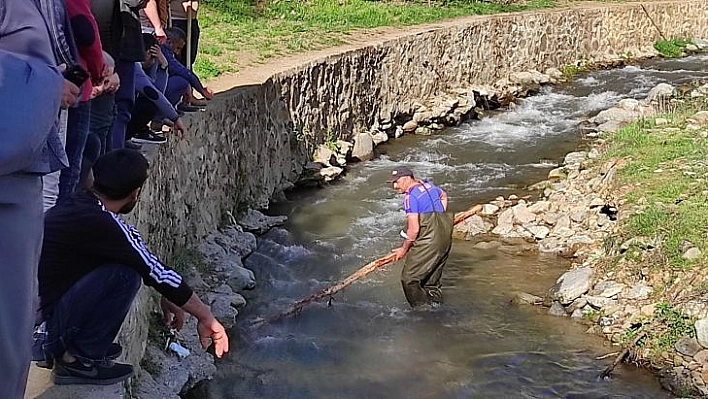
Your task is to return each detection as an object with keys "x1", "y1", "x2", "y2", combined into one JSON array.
[{"x1": 92, "y1": 149, "x2": 149, "y2": 200}]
